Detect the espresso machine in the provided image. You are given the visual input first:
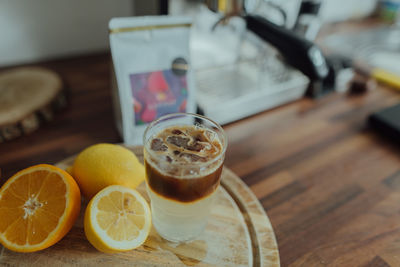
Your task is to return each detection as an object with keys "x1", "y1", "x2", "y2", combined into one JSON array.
[{"x1": 169, "y1": 0, "x2": 328, "y2": 124}]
